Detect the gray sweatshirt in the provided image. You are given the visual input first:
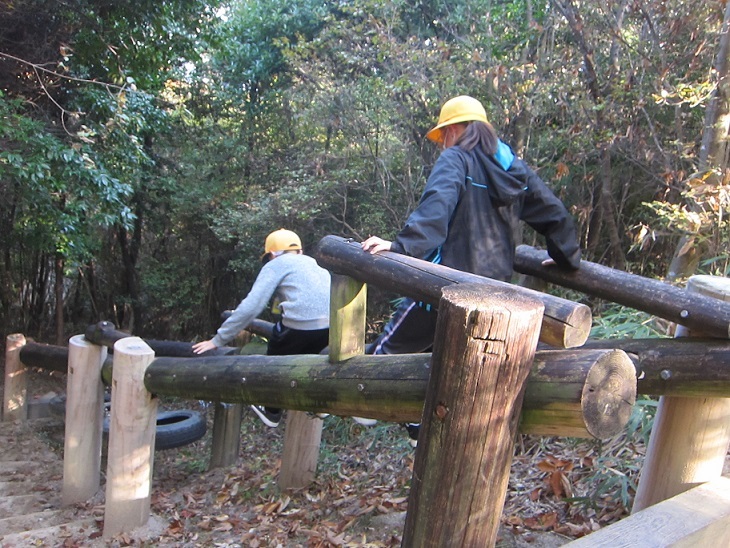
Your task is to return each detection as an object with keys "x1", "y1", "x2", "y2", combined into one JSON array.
[{"x1": 211, "y1": 252, "x2": 331, "y2": 347}]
